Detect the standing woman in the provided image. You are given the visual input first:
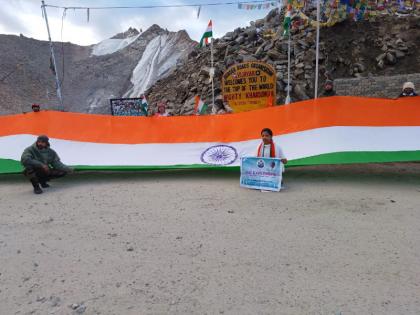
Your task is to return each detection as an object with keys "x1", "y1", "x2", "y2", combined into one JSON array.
[{"x1": 257, "y1": 128, "x2": 288, "y2": 165}]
